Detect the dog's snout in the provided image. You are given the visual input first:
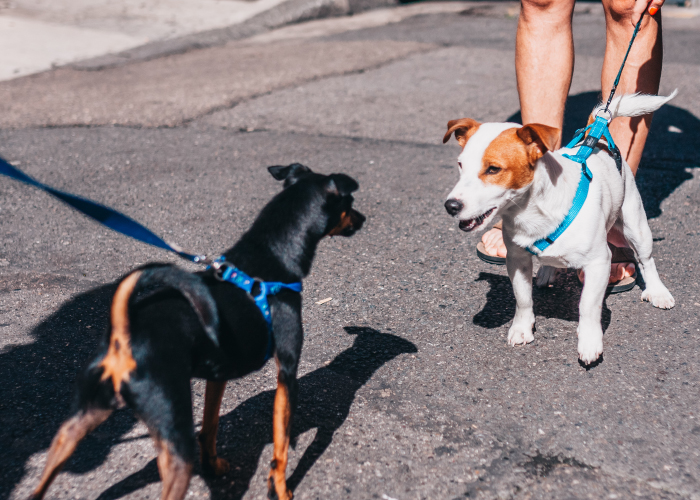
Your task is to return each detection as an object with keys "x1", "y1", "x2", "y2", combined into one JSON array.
[{"x1": 444, "y1": 199, "x2": 463, "y2": 216}]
